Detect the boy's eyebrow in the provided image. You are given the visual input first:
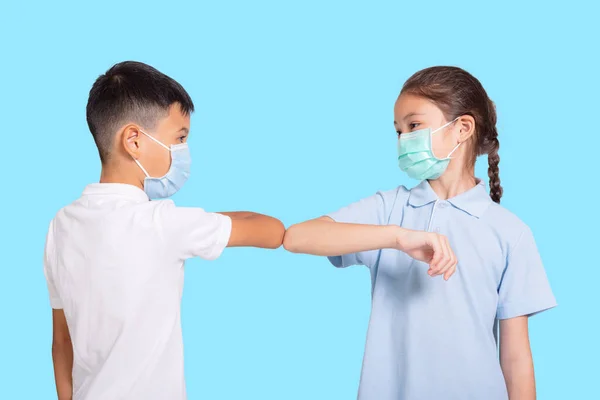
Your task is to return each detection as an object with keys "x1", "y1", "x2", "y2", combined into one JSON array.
[{"x1": 178, "y1": 127, "x2": 189, "y2": 134}]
